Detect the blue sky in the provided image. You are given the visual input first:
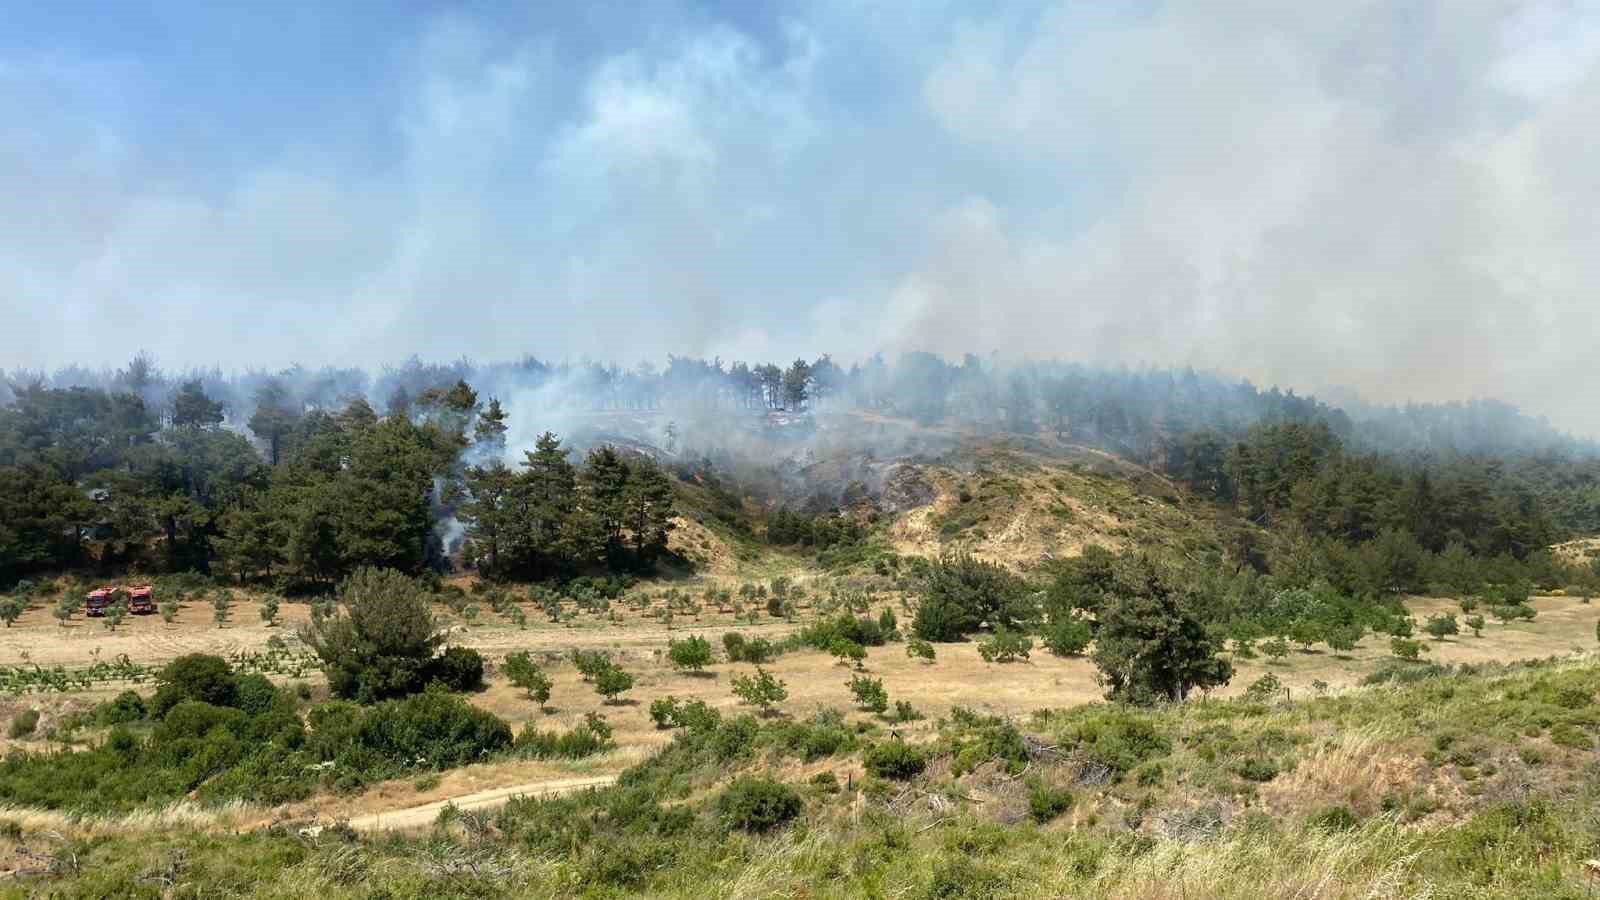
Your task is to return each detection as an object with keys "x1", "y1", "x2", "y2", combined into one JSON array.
[{"x1": 4, "y1": 1, "x2": 1600, "y2": 432}]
